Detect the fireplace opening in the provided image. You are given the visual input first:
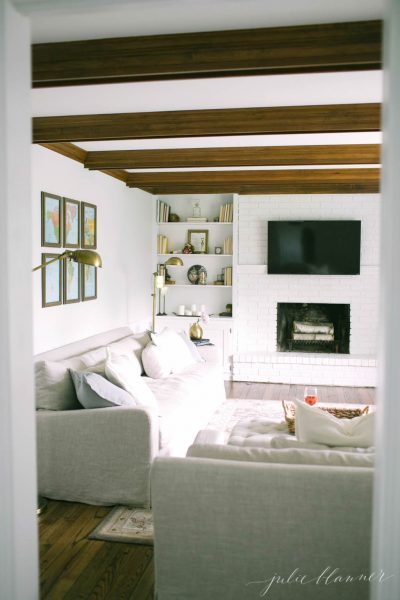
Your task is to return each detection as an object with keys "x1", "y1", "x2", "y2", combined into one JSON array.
[{"x1": 277, "y1": 303, "x2": 350, "y2": 354}]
